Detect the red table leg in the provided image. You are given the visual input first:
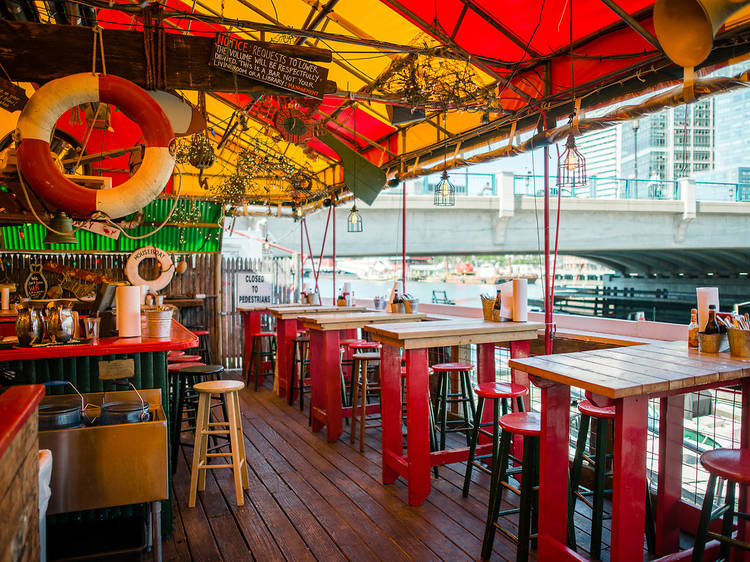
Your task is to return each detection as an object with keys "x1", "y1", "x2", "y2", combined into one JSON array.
[
  {"x1": 380, "y1": 344, "x2": 403, "y2": 486},
  {"x1": 275, "y1": 318, "x2": 296, "y2": 399},
  {"x1": 241, "y1": 310, "x2": 262, "y2": 382},
  {"x1": 405, "y1": 347, "x2": 431, "y2": 506},
  {"x1": 477, "y1": 343, "x2": 496, "y2": 445},
  {"x1": 323, "y1": 330, "x2": 342, "y2": 442},
  {"x1": 538, "y1": 380, "x2": 571, "y2": 560},
  {"x1": 611, "y1": 395, "x2": 648, "y2": 562},
  {"x1": 656, "y1": 395, "x2": 684, "y2": 555},
  {"x1": 510, "y1": 340, "x2": 531, "y2": 464},
  {"x1": 739, "y1": 378, "x2": 750, "y2": 561}
]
